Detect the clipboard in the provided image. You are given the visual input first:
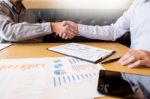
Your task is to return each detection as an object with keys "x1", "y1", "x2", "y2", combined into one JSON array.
[{"x1": 48, "y1": 43, "x2": 115, "y2": 63}]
